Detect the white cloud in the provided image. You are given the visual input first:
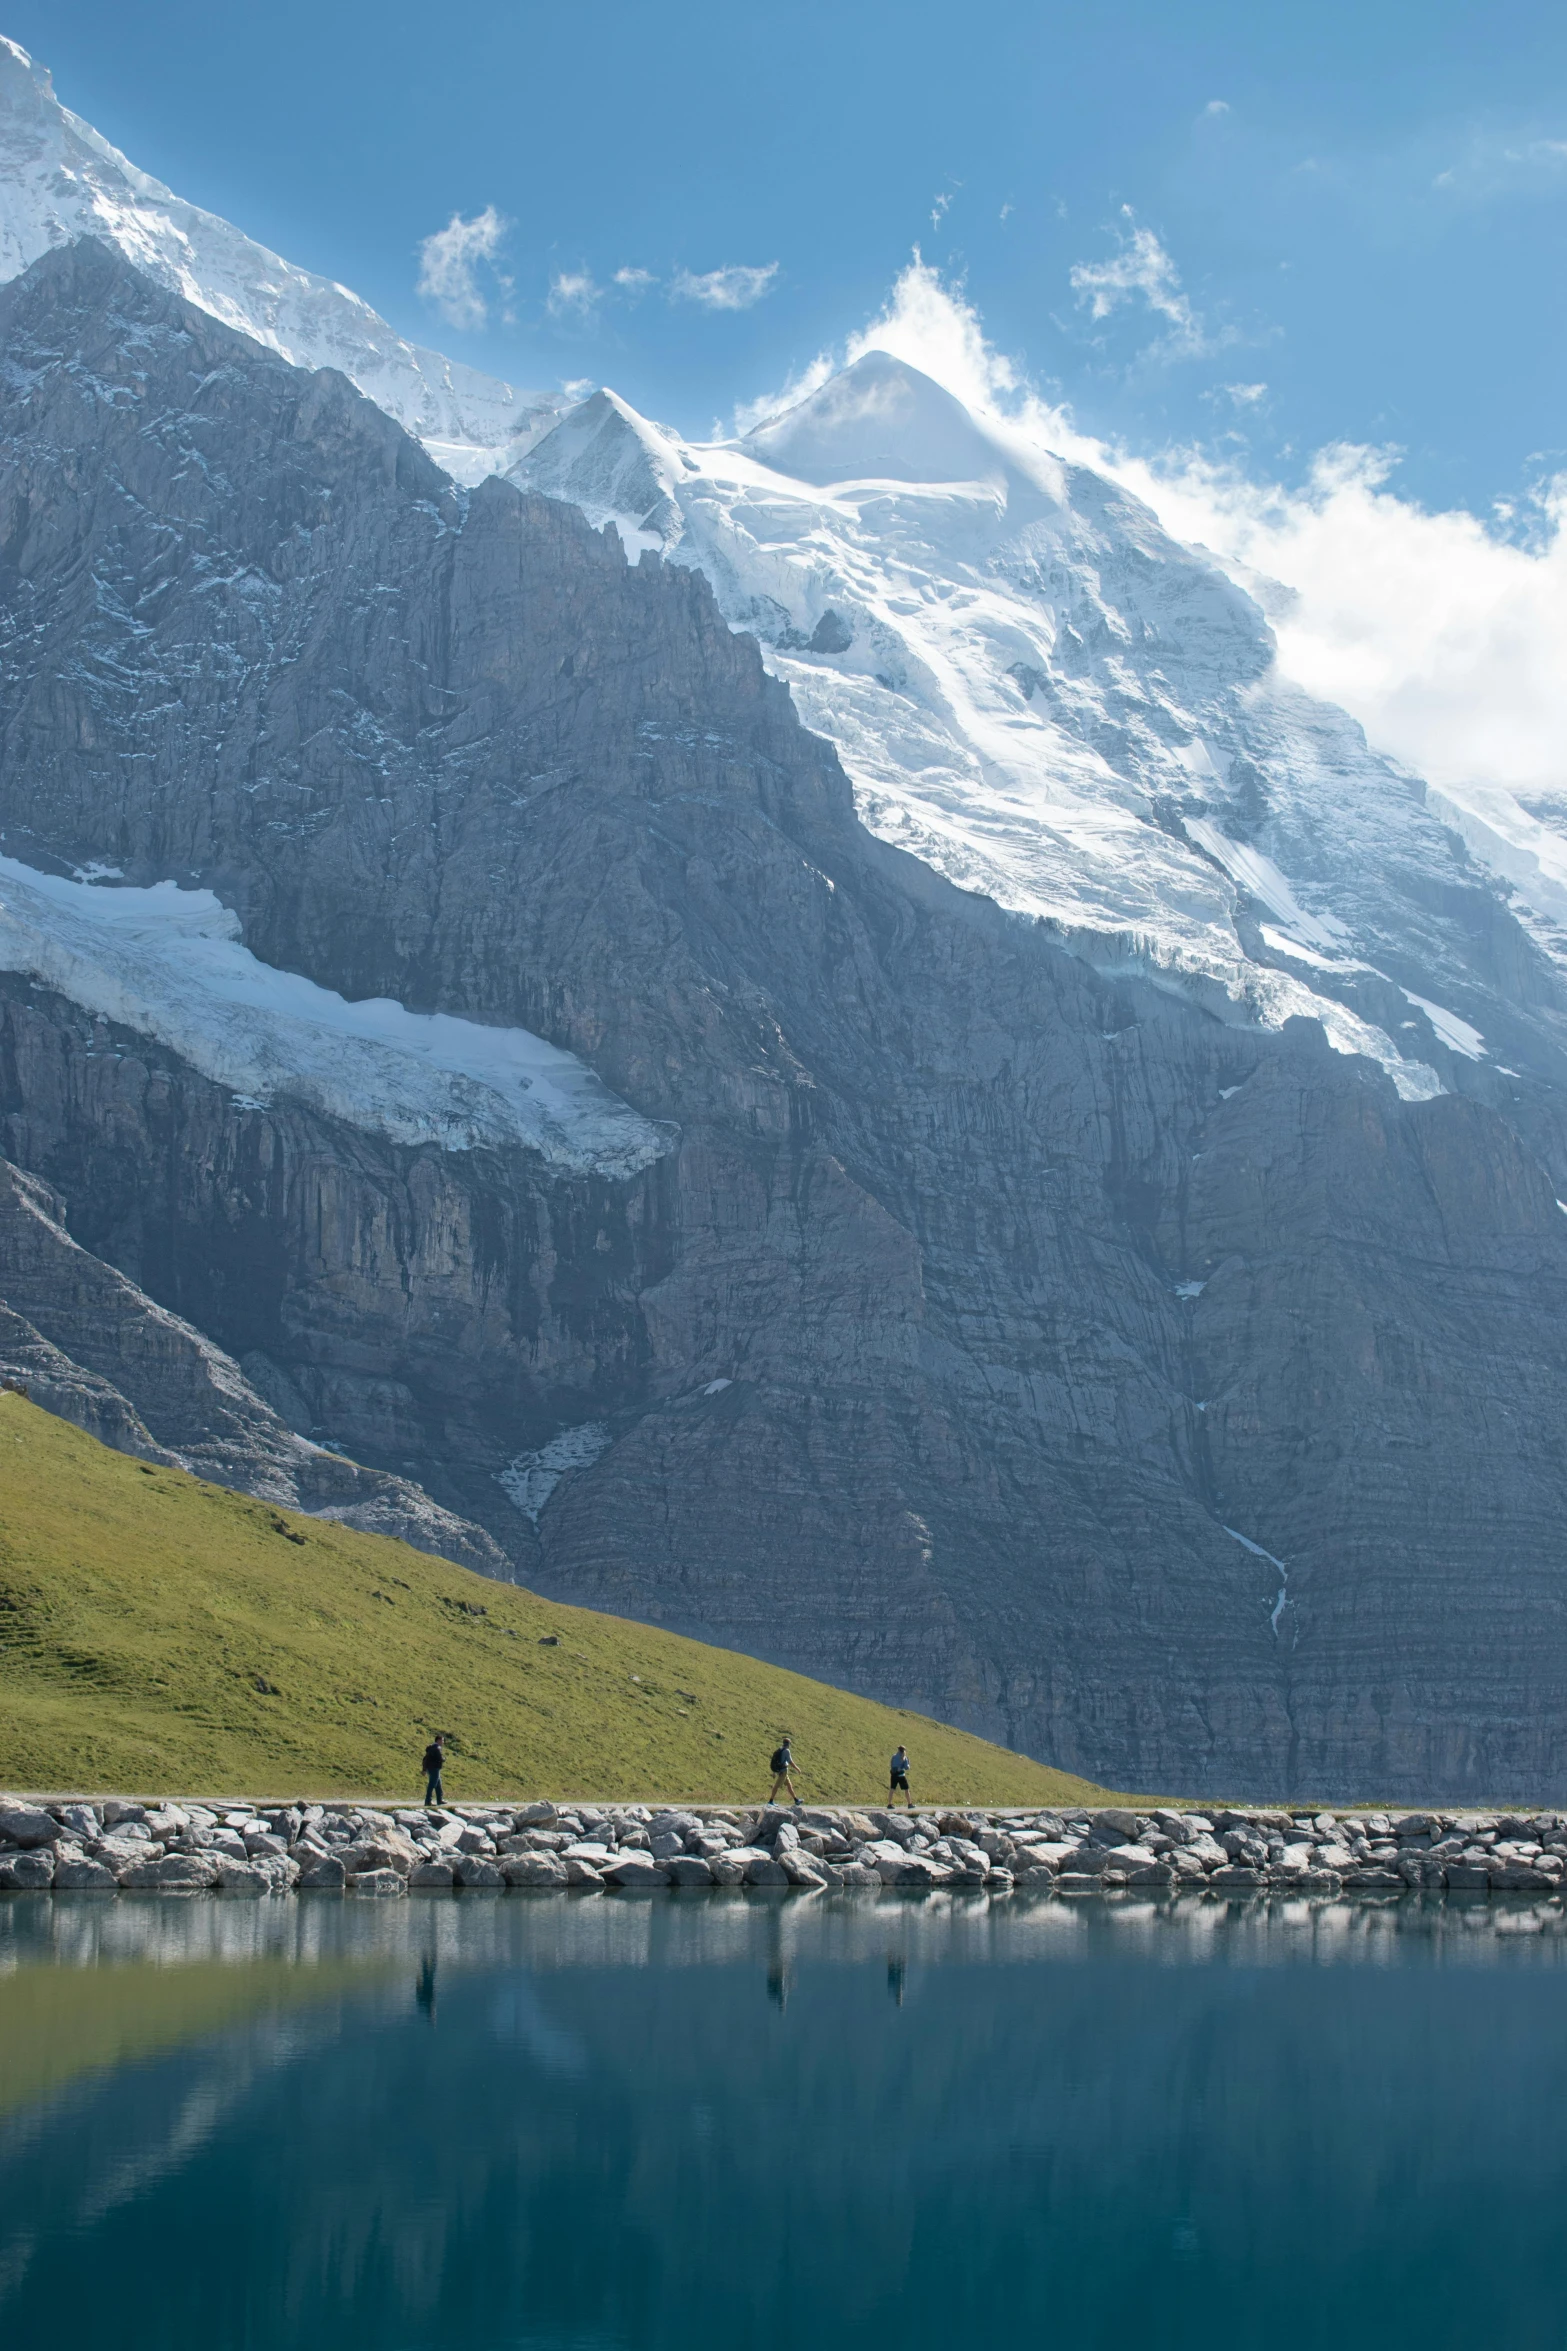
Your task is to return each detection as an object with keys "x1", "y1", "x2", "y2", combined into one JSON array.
[
  {"x1": 547, "y1": 270, "x2": 601, "y2": 319},
  {"x1": 1203, "y1": 98, "x2": 1230, "y2": 116},
  {"x1": 730, "y1": 349, "x2": 837, "y2": 438},
  {"x1": 613, "y1": 266, "x2": 657, "y2": 294},
  {"x1": 739, "y1": 255, "x2": 1567, "y2": 825},
  {"x1": 1217, "y1": 380, "x2": 1269, "y2": 408},
  {"x1": 1069, "y1": 207, "x2": 1207, "y2": 356},
  {"x1": 671, "y1": 262, "x2": 779, "y2": 311},
  {"x1": 1132, "y1": 443, "x2": 1567, "y2": 808},
  {"x1": 416, "y1": 206, "x2": 508, "y2": 332}
]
